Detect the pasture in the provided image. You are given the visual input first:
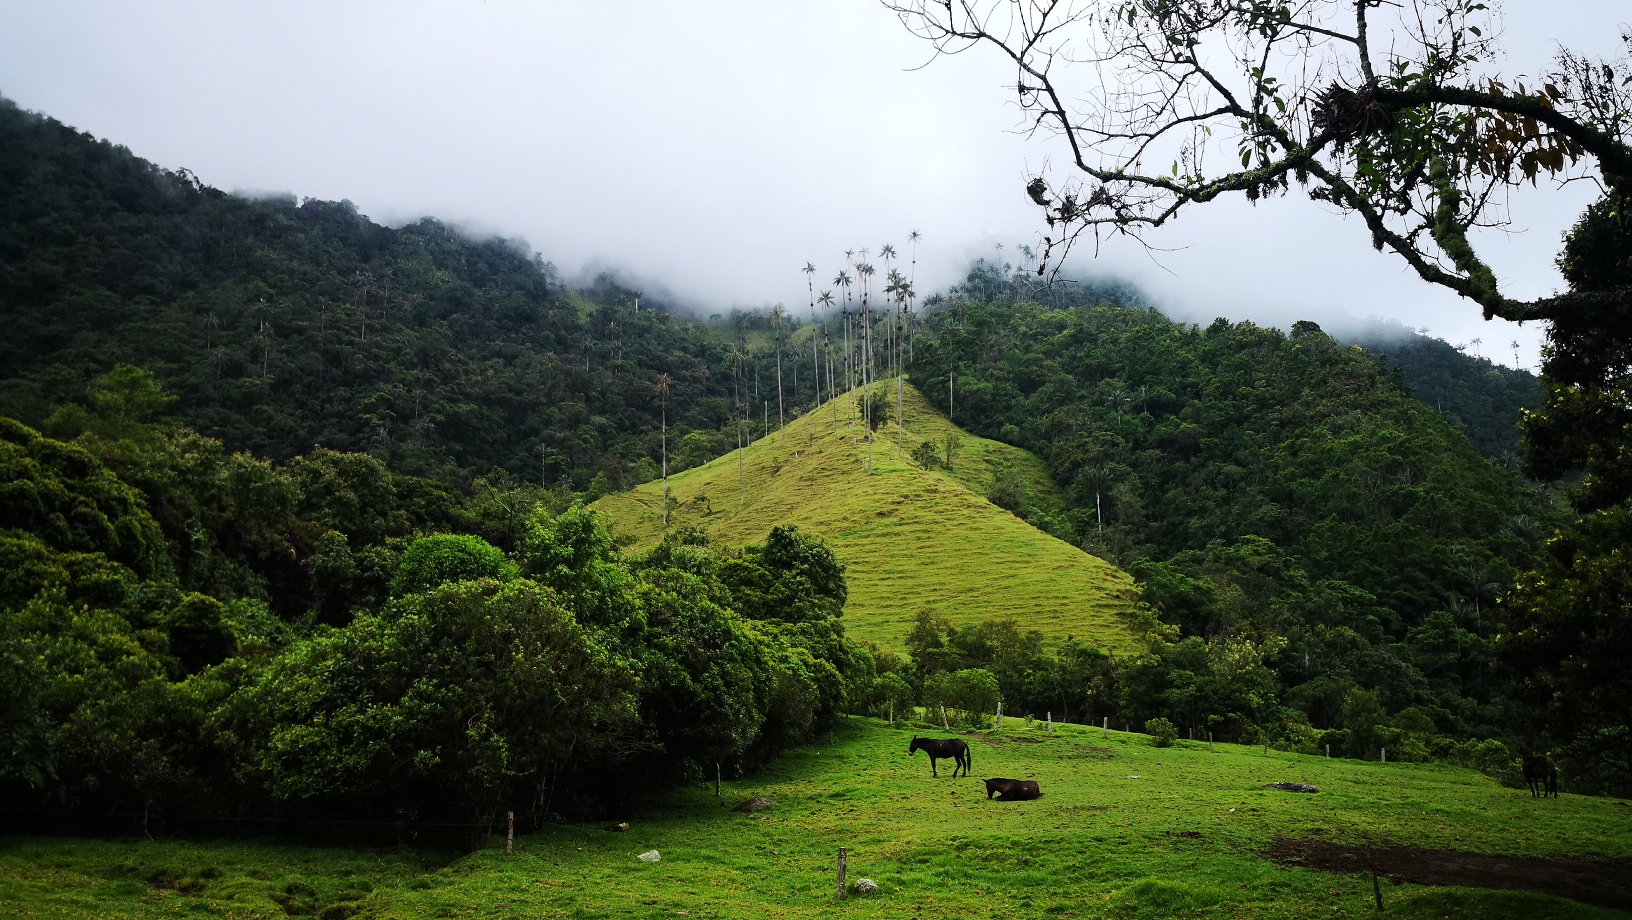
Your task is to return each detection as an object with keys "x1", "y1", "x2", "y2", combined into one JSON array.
[
  {"x1": 4, "y1": 717, "x2": 1630, "y2": 919},
  {"x1": 590, "y1": 383, "x2": 1138, "y2": 651}
]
